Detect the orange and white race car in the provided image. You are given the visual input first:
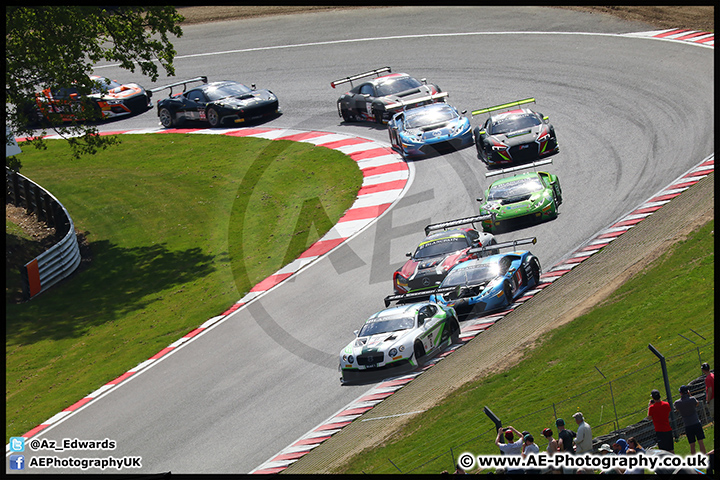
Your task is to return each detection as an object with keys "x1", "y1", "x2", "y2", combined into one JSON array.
[{"x1": 33, "y1": 75, "x2": 152, "y2": 123}]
